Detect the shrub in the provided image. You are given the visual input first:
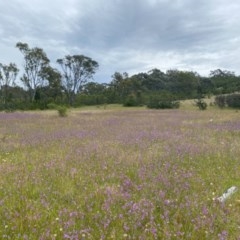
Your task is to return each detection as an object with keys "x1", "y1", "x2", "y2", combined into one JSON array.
[
  {"x1": 147, "y1": 96, "x2": 180, "y2": 109},
  {"x1": 226, "y1": 93, "x2": 240, "y2": 108},
  {"x1": 57, "y1": 106, "x2": 68, "y2": 117},
  {"x1": 0, "y1": 103, "x2": 16, "y2": 112},
  {"x1": 47, "y1": 103, "x2": 59, "y2": 109},
  {"x1": 123, "y1": 94, "x2": 139, "y2": 107},
  {"x1": 194, "y1": 98, "x2": 207, "y2": 110},
  {"x1": 215, "y1": 95, "x2": 226, "y2": 108}
]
